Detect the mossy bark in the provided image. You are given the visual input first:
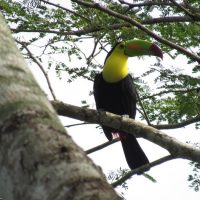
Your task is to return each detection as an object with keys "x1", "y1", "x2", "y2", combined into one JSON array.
[{"x1": 0, "y1": 13, "x2": 121, "y2": 200}]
